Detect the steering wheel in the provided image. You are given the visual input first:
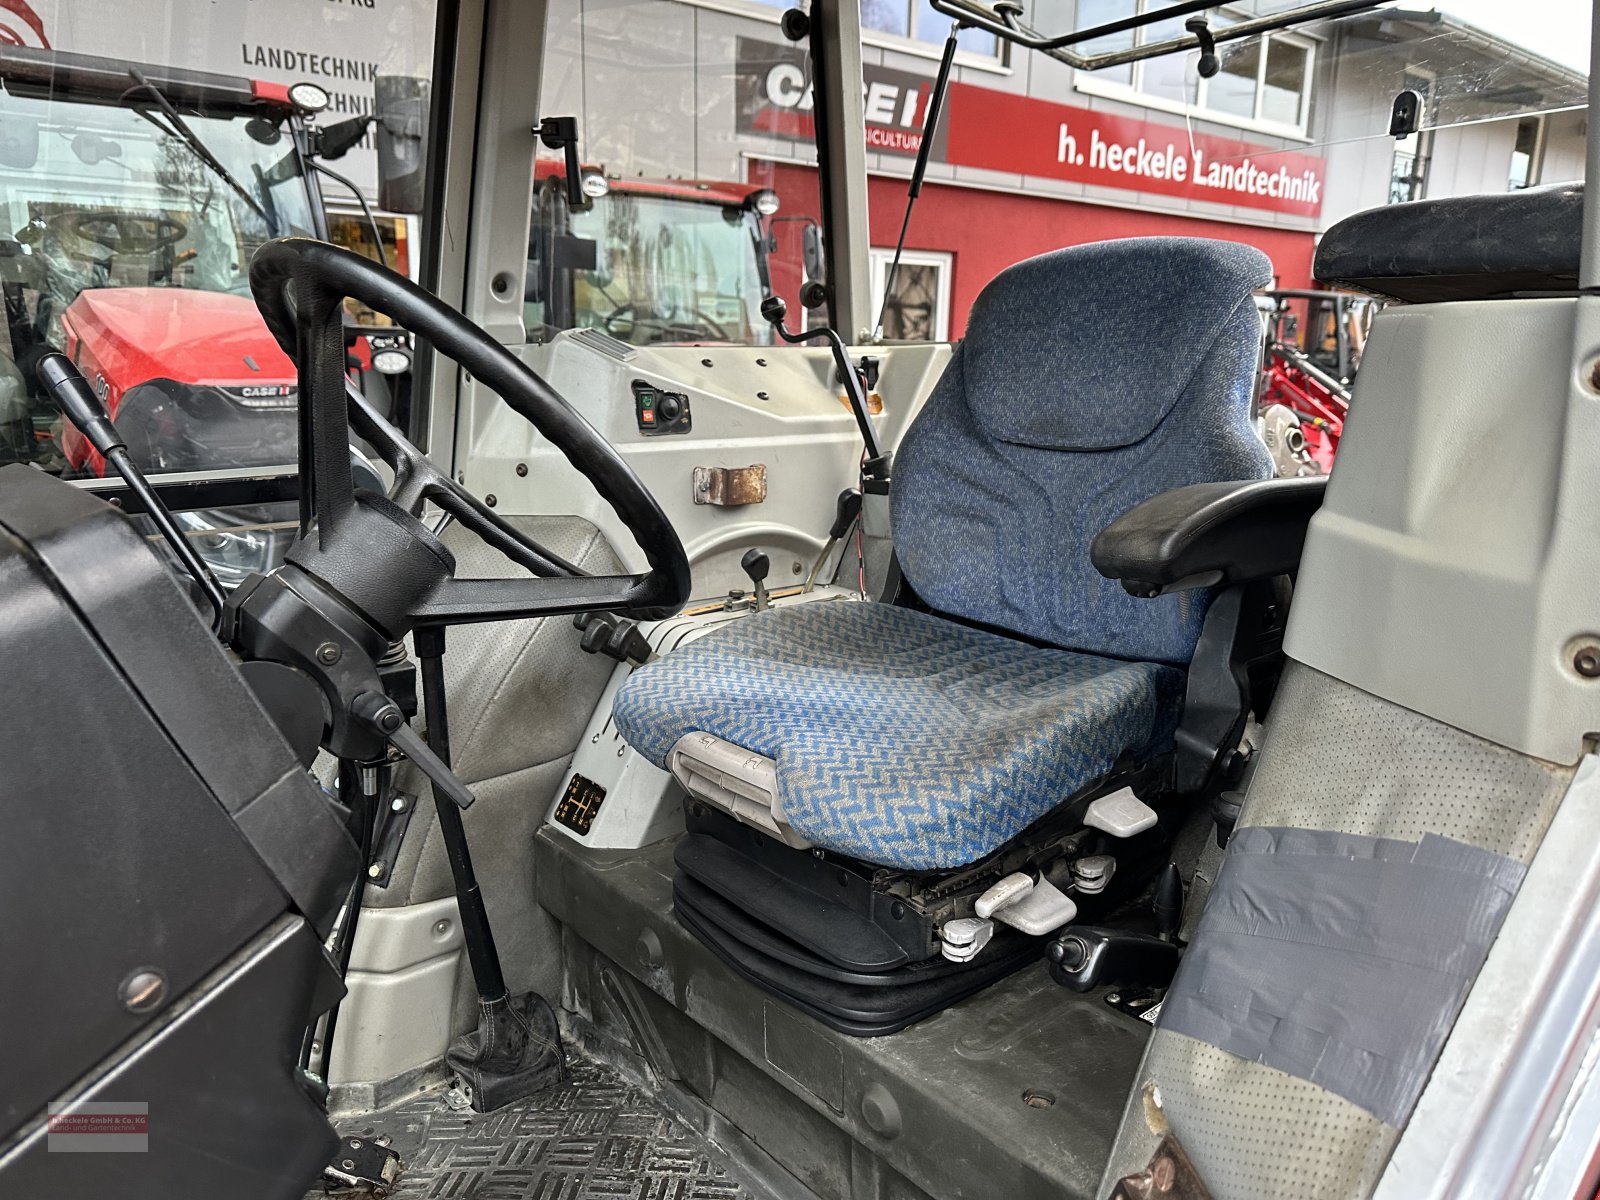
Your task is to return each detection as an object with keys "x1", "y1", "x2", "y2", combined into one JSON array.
[
  {"x1": 68, "y1": 211, "x2": 187, "y2": 255},
  {"x1": 248, "y1": 238, "x2": 690, "y2": 630}
]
